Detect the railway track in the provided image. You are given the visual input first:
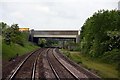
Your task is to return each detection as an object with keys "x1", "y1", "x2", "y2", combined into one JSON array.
[
  {"x1": 4, "y1": 48, "x2": 100, "y2": 80},
  {"x1": 5, "y1": 48, "x2": 45, "y2": 80},
  {"x1": 47, "y1": 48, "x2": 88, "y2": 79},
  {"x1": 55, "y1": 48, "x2": 101, "y2": 79}
]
